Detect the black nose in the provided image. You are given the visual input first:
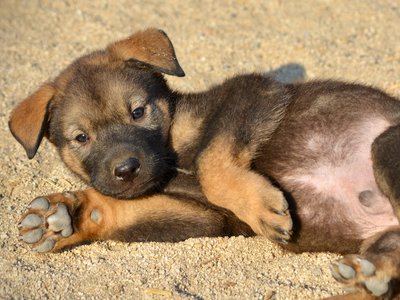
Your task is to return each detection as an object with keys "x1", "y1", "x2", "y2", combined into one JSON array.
[{"x1": 114, "y1": 157, "x2": 141, "y2": 181}]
